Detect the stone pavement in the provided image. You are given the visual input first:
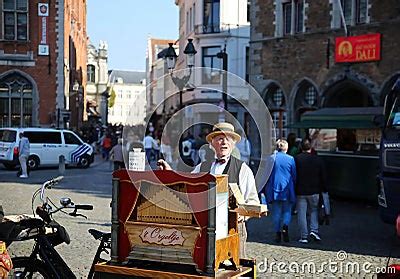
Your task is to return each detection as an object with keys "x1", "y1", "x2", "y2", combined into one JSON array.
[{"x1": 1, "y1": 156, "x2": 400, "y2": 277}]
